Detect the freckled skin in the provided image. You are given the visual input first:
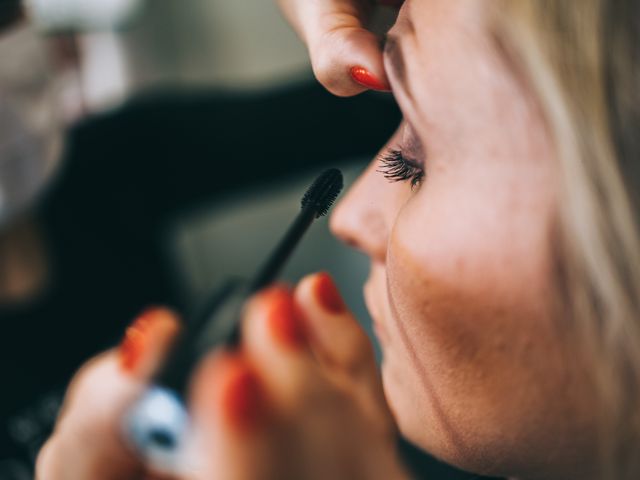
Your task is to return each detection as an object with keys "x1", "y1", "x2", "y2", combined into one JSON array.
[{"x1": 331, "y1": 1, "x2": 598, "y2": 479}]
